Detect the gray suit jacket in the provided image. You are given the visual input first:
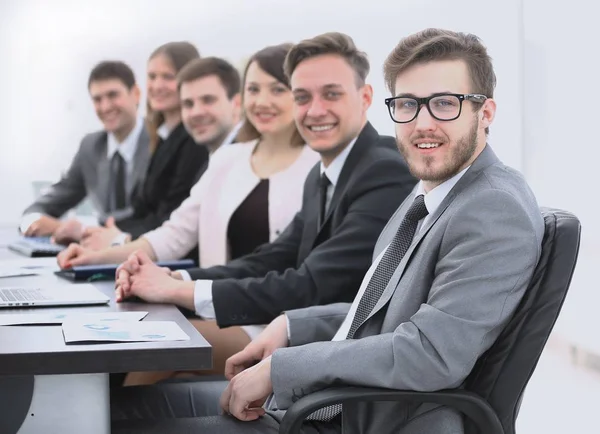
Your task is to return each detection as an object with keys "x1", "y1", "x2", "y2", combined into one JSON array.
[
  {"x1": 271, "y1": 145, "x2": 545, "y2": 434},
  {"x1": 23, "y1": 128, "x2": 150, "y2": 222}
]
